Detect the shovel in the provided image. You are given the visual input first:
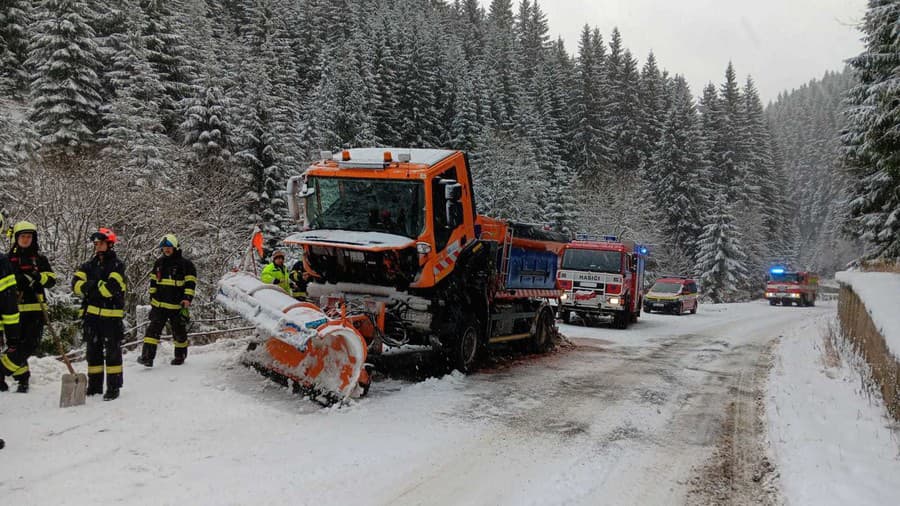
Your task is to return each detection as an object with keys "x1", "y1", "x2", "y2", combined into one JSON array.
[{"x1": 39, "y1": 295, "x2": 86, "y2": 407}]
